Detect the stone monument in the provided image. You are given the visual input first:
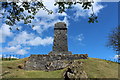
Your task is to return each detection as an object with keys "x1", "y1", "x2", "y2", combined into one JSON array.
[
  {"x1": 49, "y1": 22, "x2": 72, "y2": 55},
  {"x1": 24, "y1": 22, "x2": 88, "y2": 71}
]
